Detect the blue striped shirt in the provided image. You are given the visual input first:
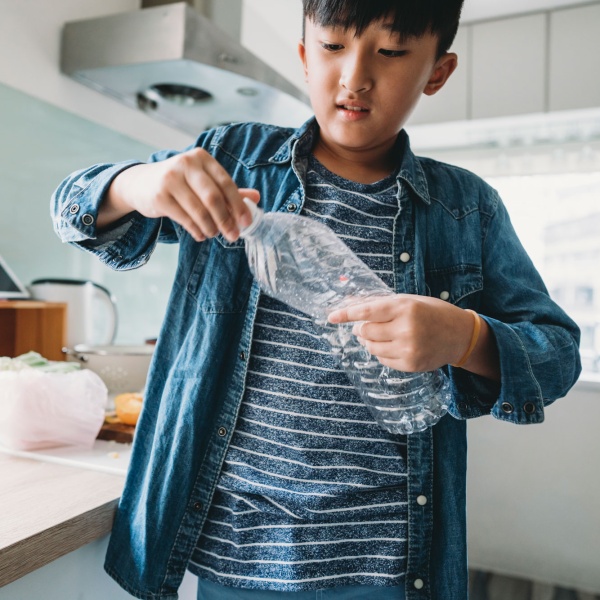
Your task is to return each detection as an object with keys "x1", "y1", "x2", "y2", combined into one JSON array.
[{"x1": 190, "y1": 156, "x2": 408, "y2": 591}]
